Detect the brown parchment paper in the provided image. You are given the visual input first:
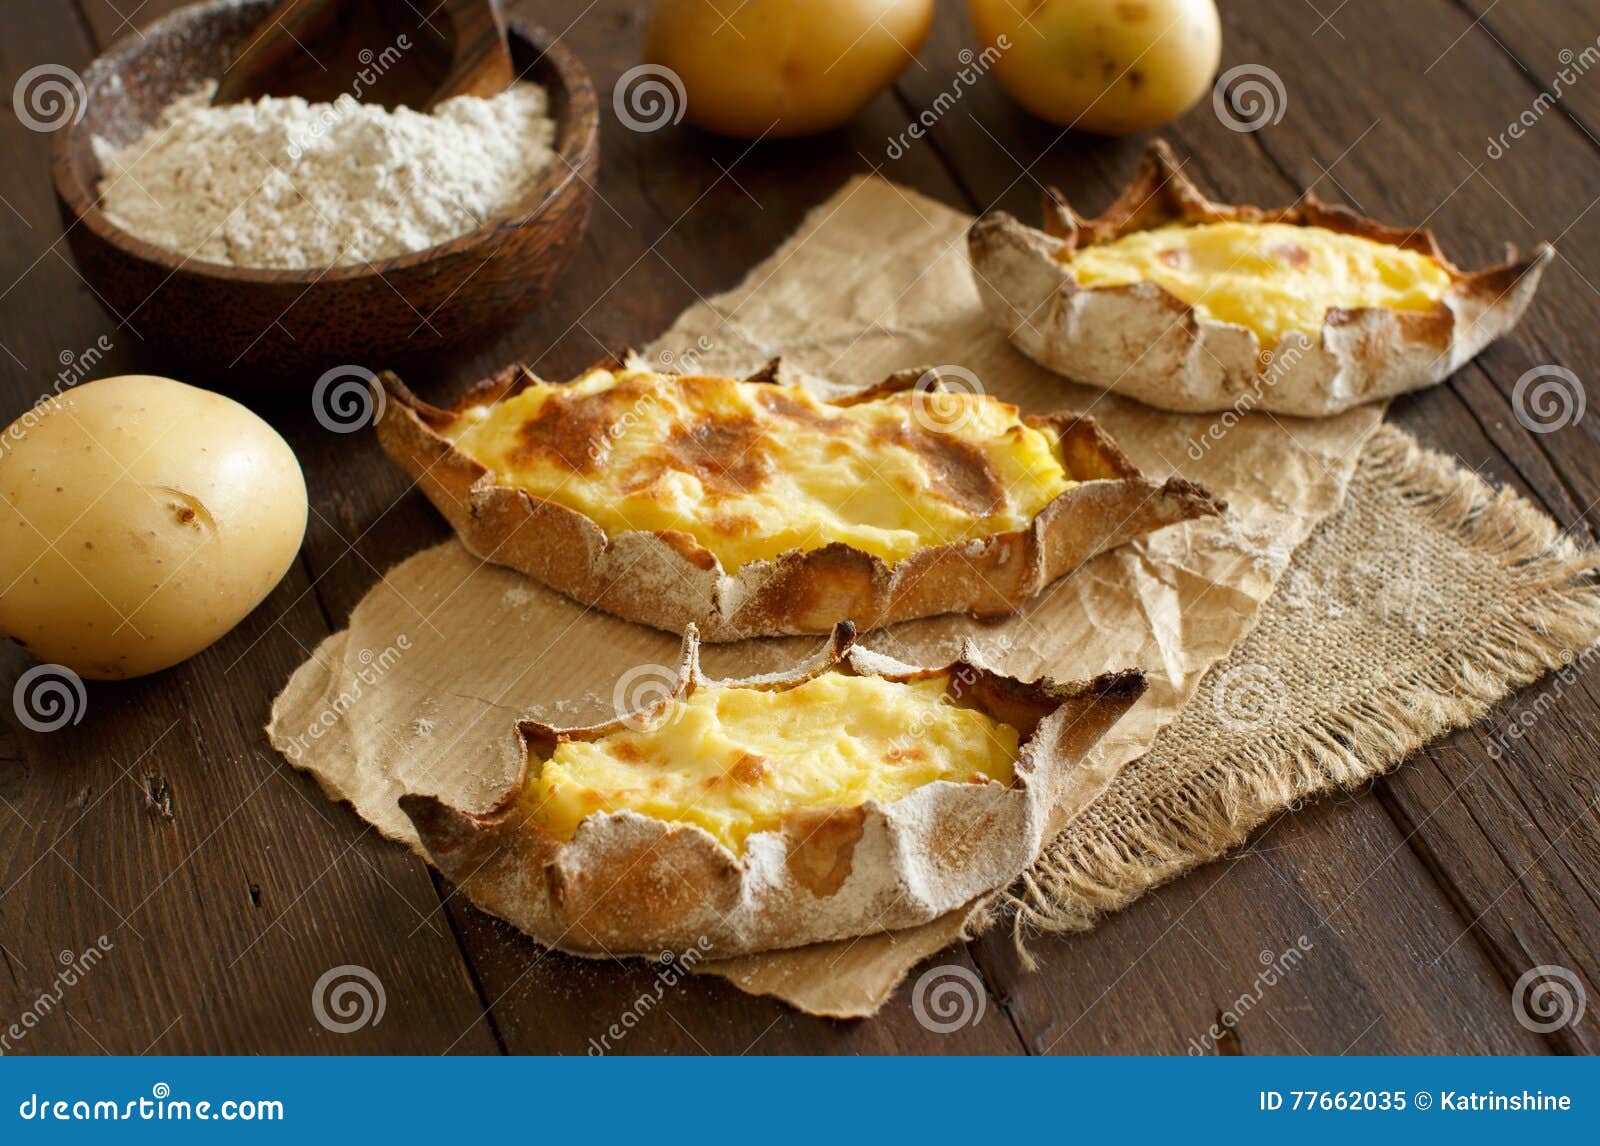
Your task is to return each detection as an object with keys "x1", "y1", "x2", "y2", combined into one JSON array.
[{"x1": 268, "y1": 177, "x2": 1379, "y2": 1015}]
